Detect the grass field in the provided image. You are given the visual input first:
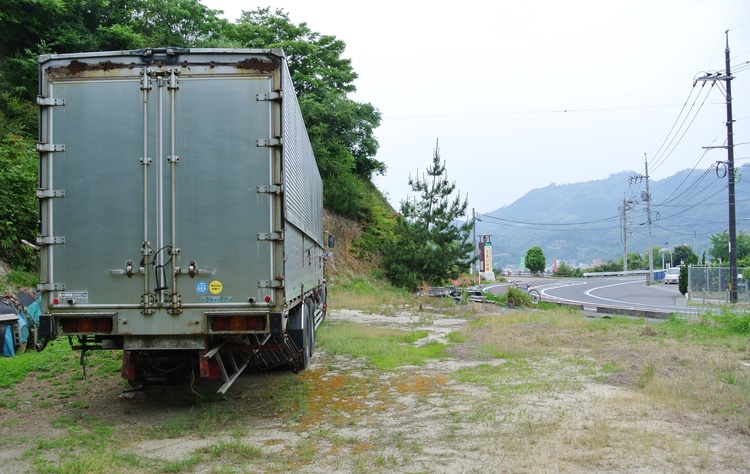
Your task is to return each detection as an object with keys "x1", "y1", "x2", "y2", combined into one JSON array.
[{"x1": 1, "y1": 285, "x2": 750, "y2": 473}]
